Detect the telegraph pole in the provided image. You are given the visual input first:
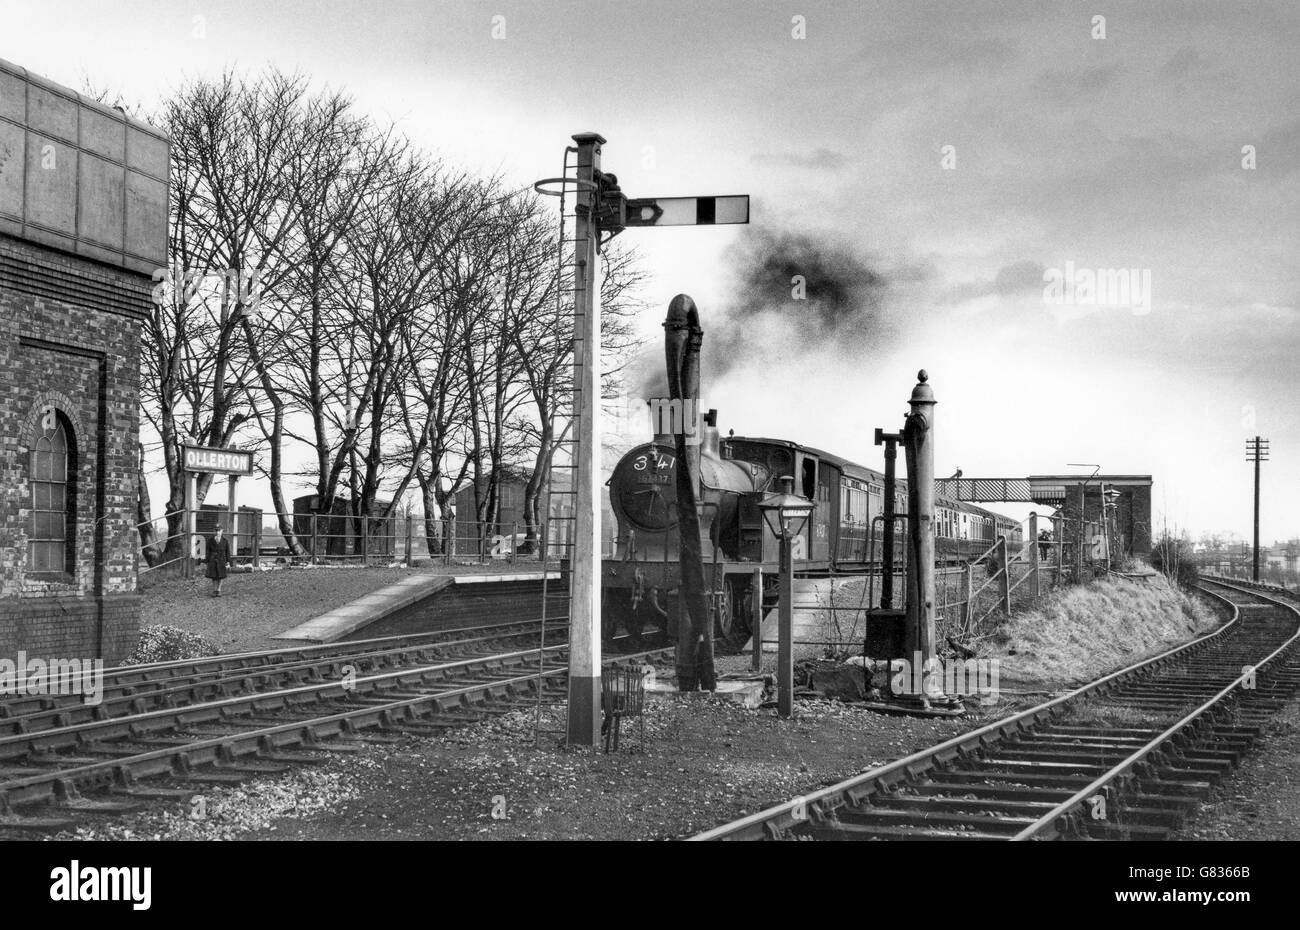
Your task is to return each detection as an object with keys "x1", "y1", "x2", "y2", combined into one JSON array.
[
  {"x1": 535, "y1": 134, "x2": 749, "y2": 746},
  {"x1": 1247, "y1": 436, "x2": 1269, "y2": 582}
]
